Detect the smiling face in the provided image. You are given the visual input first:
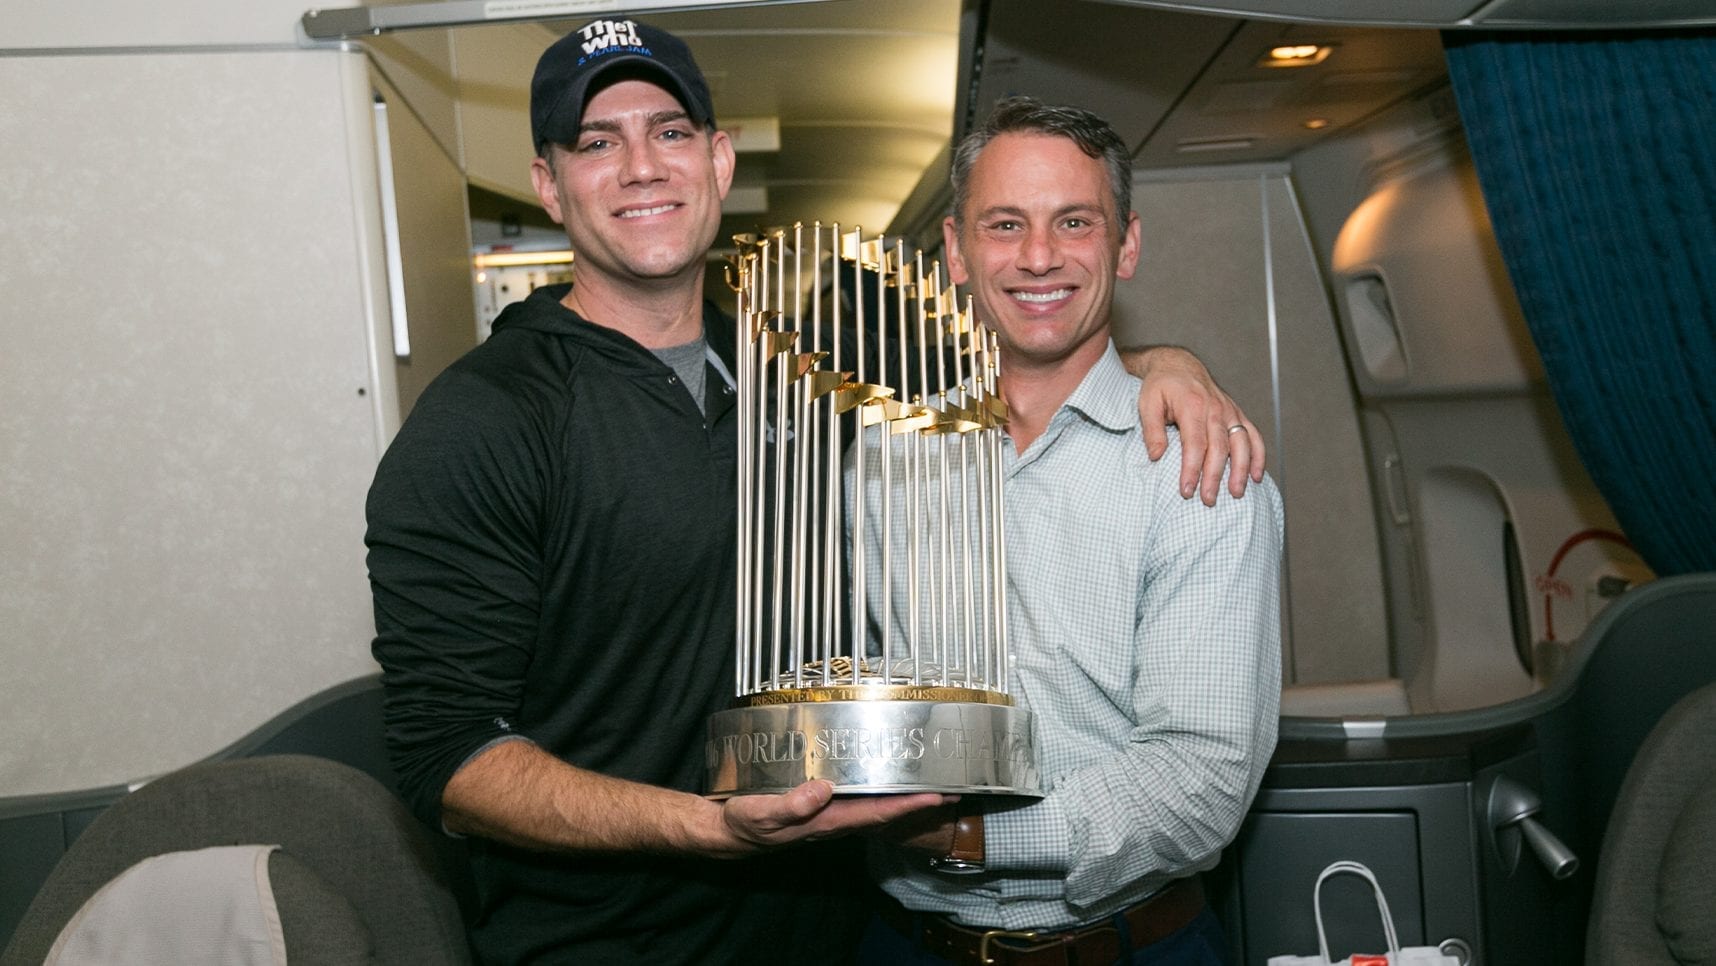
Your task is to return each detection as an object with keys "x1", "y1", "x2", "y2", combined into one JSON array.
[
  {"x1": 530, "y1": 77, "x2": 734, "y2": 293},
  {"x1": 944, "y1": 131, "x2": 1140, "y2": 377}
]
